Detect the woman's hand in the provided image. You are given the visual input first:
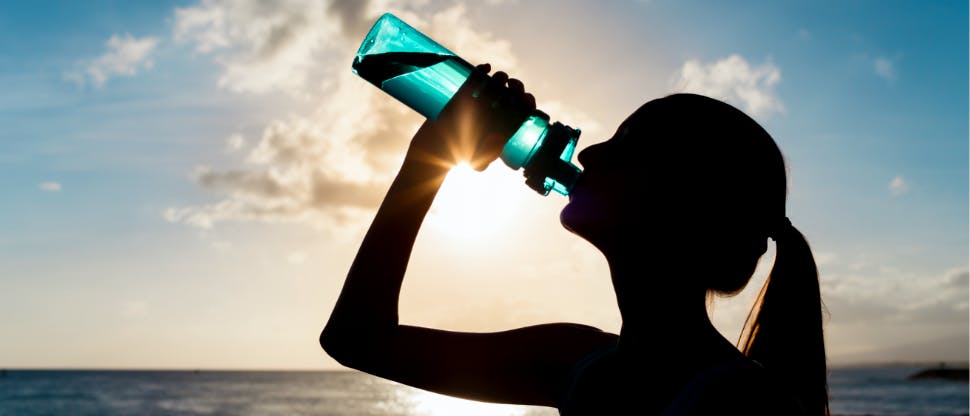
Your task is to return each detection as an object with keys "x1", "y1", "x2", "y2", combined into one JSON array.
[{"x1": 405, "y1": 63, "x2": 537, "y2": 172}]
